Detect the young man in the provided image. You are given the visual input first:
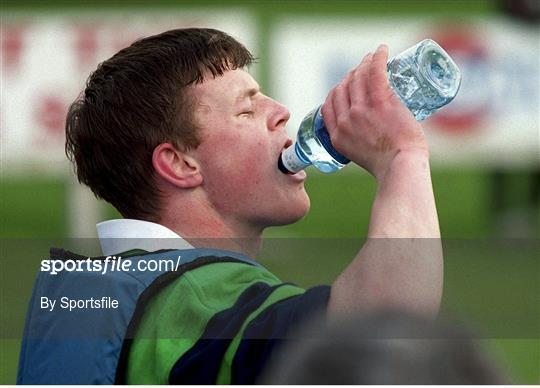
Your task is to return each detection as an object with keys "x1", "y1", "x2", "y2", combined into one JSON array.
[{"x1": 26, "y1": 28, "x2": 443, "y2": 384}]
